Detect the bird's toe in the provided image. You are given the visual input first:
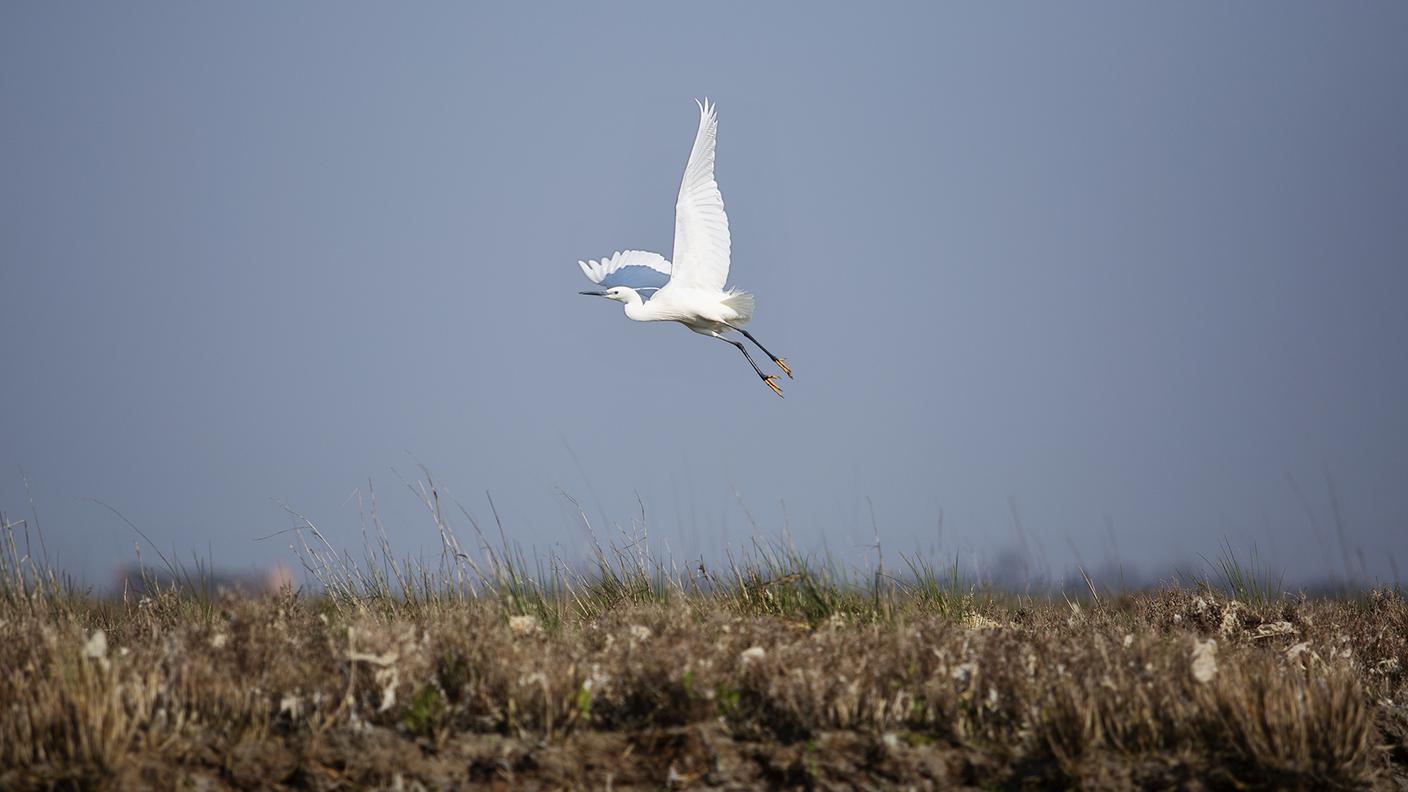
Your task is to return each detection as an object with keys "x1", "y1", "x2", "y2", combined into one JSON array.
[{"x1": 775, "y1": 358, "x2": 793, "y2": 379}]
